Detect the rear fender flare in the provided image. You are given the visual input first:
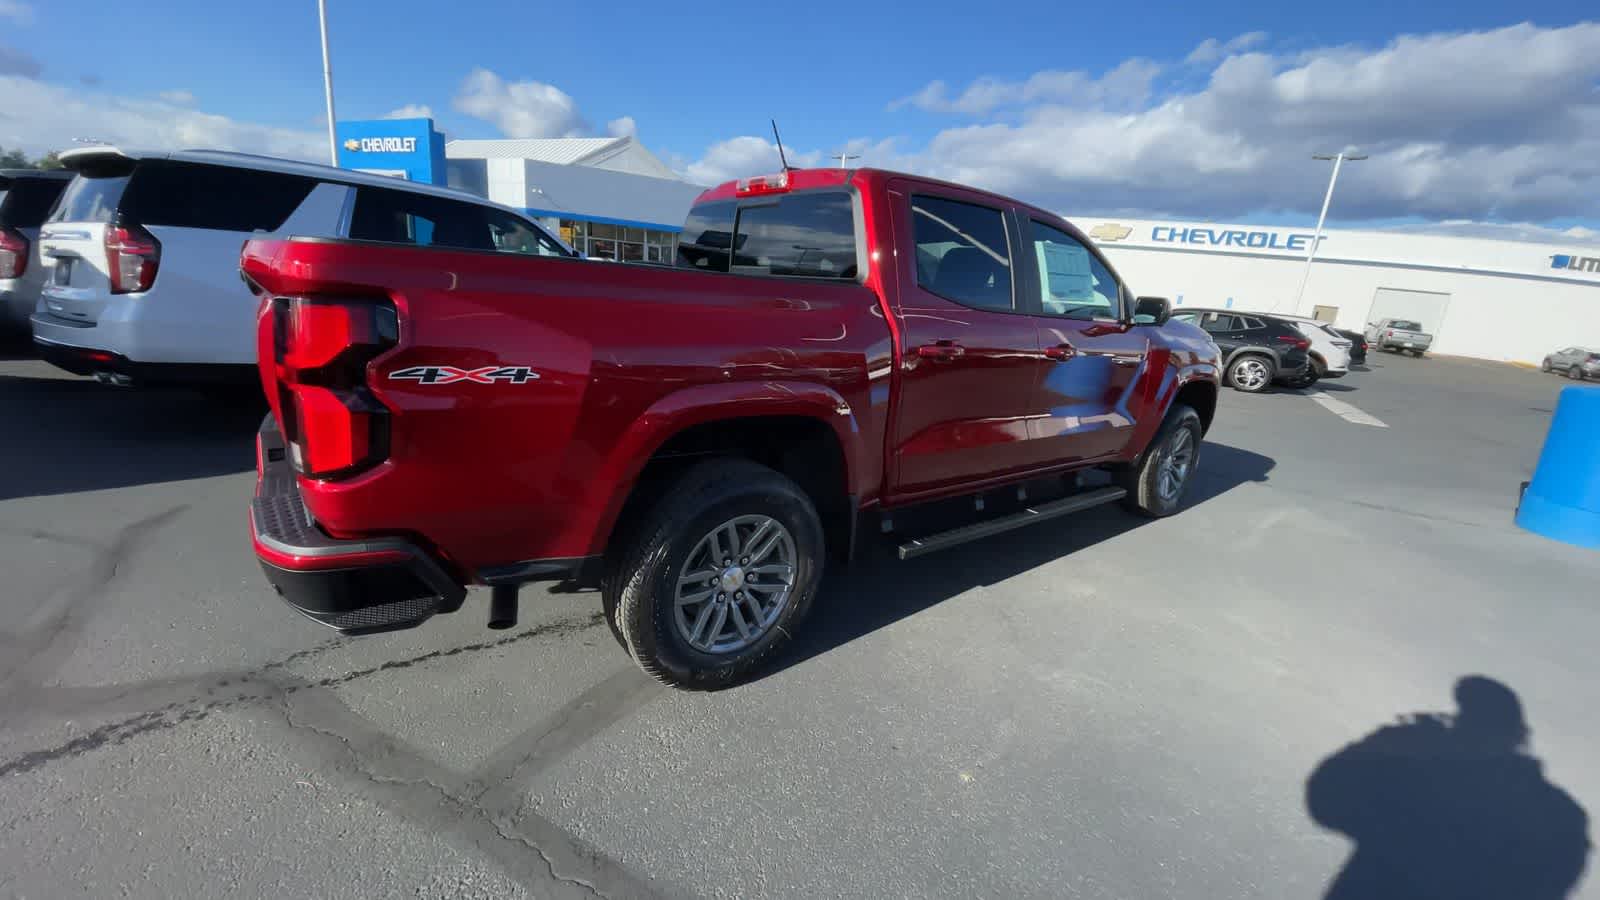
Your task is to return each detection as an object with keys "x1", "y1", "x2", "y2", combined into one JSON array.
[{"x1": 580, "y1": 380, "x2": 864, "y2": 555}]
